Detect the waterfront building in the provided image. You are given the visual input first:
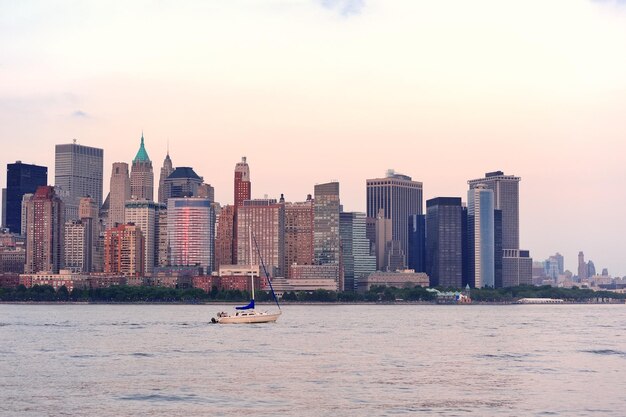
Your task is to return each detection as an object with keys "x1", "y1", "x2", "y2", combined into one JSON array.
[
  {"x1": 236, "y1": 199, "x2": 284, "y2": 278},
  {"x1": 314, "y1": 182, "x2": 341, "y2": 267},
  {"x1": 24, "y1": 186, "x2": 65, "y2": 274},
  {"x1": 19, "y1": 270, "x2": 90, "y2": 292},
  {"x1": 167, "y1": 197, "x2": 215, "y2": 275},
  {"x1": 284, "y1": 196, "x2": 314, "y2": 279},
  {"x1": 108, "y1": 162, "x2": 131, "y2": 228},
  {"x1": 158, "y1": 151, "x2": 174, "y2": 204},
  {"x1": 125, "y1": 200, "x2": 165, "y2": 275},
  {"x1": 408, "y1": 214, "x2": 426, "y2": 273},
  {"x1": 4, "y1": 161, "x2": 47, "y2": 234},
  {"x1": 467, "y1": 185, "x2": 495, "y2": 288},
  {"x1": 55, "y1": 142, "x2": 103, "y2": 221},
  {"x1": 130, "y1": 133, "x2": 154, "y2": 201},
  {"x1": 366, "y1": 170, "x2": 423, "y2": 261},
  {"x1": 288, "y1": 264, "x2": 340, "y2": 291},
  {"x1": 502, "y1": 249, "x2": 532, "y2": 287},
  {"x1": 104, "y1": 223, "x2": 144, "y2": 277},
  {"x1": 0, "y1": 247, "x2": 26, "y2": 274},
  {"x1": 357, "y1": 270, "x2": 429, "y2": 292},
  {"x1": 64, "y1": 220, "x2": 86, "y2": 272},
  {"x1": 163, "y1": 167, "x2": 203, "y2": 201},
  {"x1": 340, "y1": 212, "x2": 376, "y2": 291},
  {"x1": 426, "y1": 197, "x2": 463, "y2": 288}
]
